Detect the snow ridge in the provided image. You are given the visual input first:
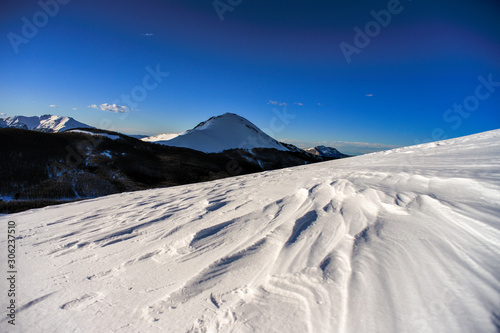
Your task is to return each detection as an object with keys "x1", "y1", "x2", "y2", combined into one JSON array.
[{"x1": 0, "y1": 114, "x2": 92, "y2": 133}]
